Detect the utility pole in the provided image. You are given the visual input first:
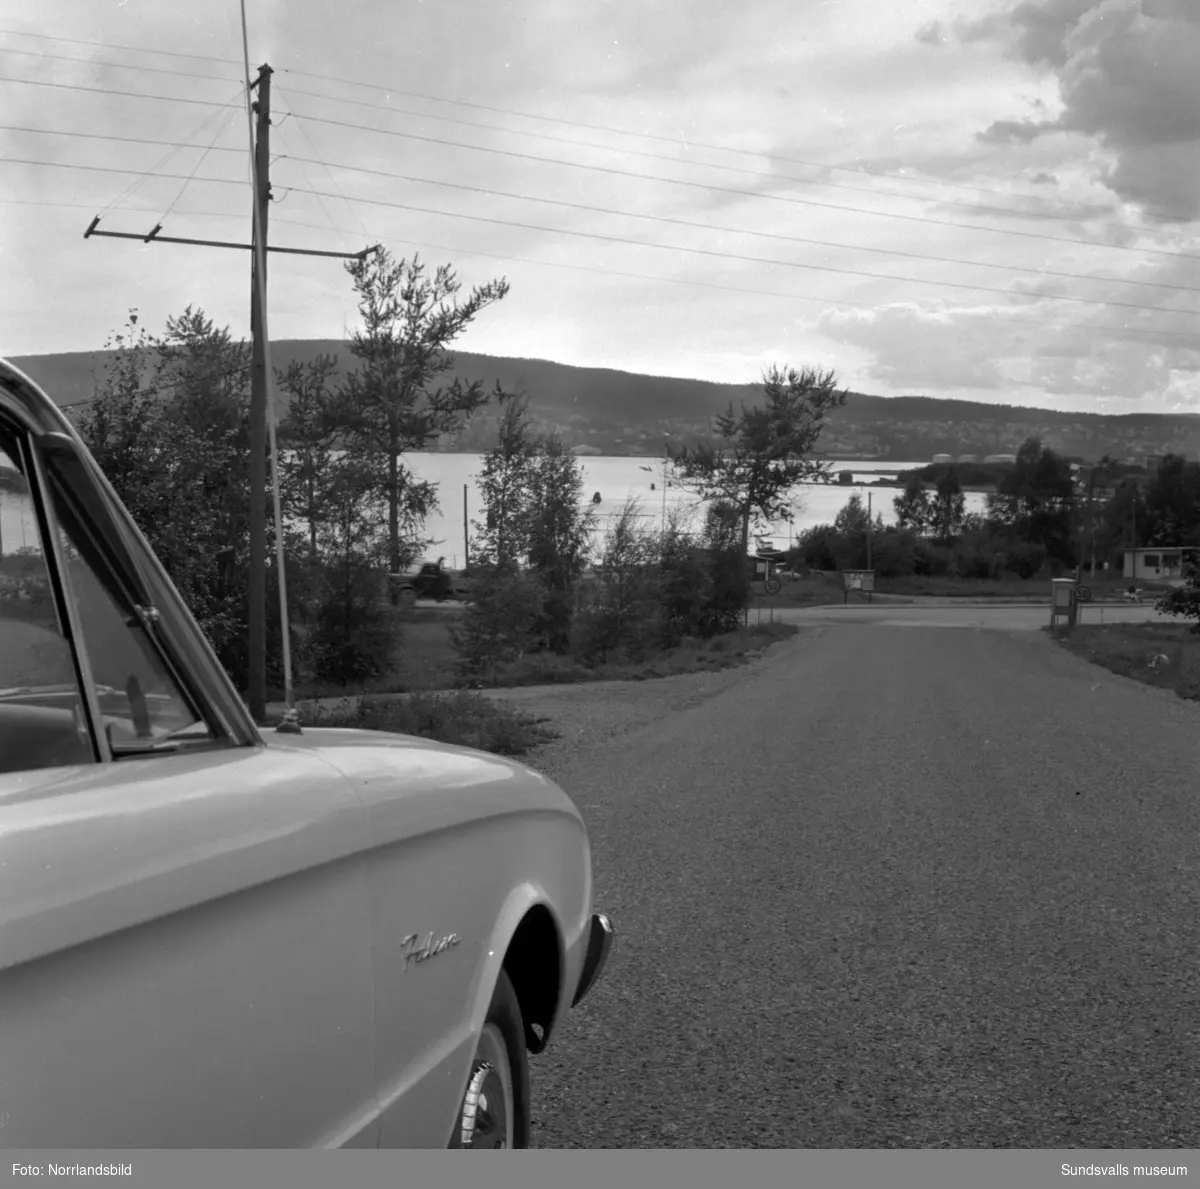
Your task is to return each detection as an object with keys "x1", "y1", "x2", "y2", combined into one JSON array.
[
  {"x1": 84, "y1": 60, "x2": 374, "y2": 724},
  {"x1": 463, "y1": 483, "x2": 469, "y2": 569},
  {"x1": 866, "y1": 490, "x2": 873, "y2": 570},
  {"x1": 247, "y1": 62, "x2": 272, "y2": 725}
]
